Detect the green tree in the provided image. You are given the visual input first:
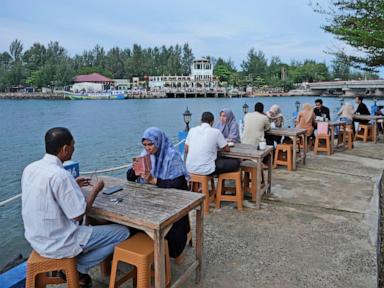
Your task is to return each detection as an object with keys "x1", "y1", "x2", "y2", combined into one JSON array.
[
  {"x1": 331, "y1": 52, "x2": 351, "y2": 80},
  {"x1": 9, "y1": 39, "x2": 23, "y2": 62},
  {"x1": 106, "y1": 47, "x2": 125, "y2": 78},
  {"x1": 181, "y1": 43, "x2": 194, "y2": 75},
  {"x1": 315, "y1": 0, "x2": 384, "y2": 69},
  {"x1": 241, "y1": 49, "x2": 268, "y2": 81},
  {"x1": 214, "y1": 58, "x2": 237, "y2": 83}
]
